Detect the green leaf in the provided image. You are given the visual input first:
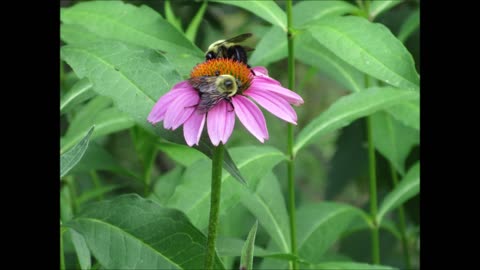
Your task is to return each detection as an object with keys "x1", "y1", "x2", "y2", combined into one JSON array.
[
  {"x1": 372, "y1": 112, "x2": 419, "y2": 175},
  {"x1": 60, "y1": 1, "x2": 203, "y2": 75},
  {"x1": 308, "y1": 261, "x2": 396, "y2": 270},
  {"x1": 76, "y1": 184, "x2": 125, "y2": 206},
  {"x1": 61, "y1": 126, "x2": 95, "y2": 178},
  {"x1": 397, "y1": 9, "x2": 420, "y2": 43},
  {"x1": 240, "y1": 221, "x2": 258, "y2": 270},
  {"x1": 377, "y1": 162, "x2": 420, "y2": 224},
  {"x1": 149, "y1": 167, "x2": 184, "y2": 206},
  {"x1": 297, "y1": 202, "x2": 368, "y2": 263},
  {"x1": 167, "y1": 146, "x2": 286, "y2": 230},
  {"x1": 164, "y1": 0, "x2": 183, "y2": 32},
  {"x1": 67, "y1": 194, "x2": 224, "y2": 269},
  {"x1": 61, "y1": 41, "x2": 246, "y2": 184},
  {"x1": 294, "y1": 87, "x2": 419, "y2": 154},
  {"x1": 249, "y1": 26, "x2": 286, "y2": 67},
  {"x1": 185, "y1": 1, "x2": 208, "y2": 42},
  {"x1": 60, "y1": 96, "x2": 134, "y2": 153},
  {"x1": 210, "y1": 0, "x2": 287, "y2": 31},
  {"x1": 61, "y1": 185, "x2": 74, "y2": 222},
  {"x1": 70, "y1": 229, "x2": 91, "y2": 270},
  {"x1": 293, "y1": 0, "x2": 359, "y2": 27},
  {"x1": 369, "y1": 0, "x2": 403, "y2": 20},
  {"x1": 296, "y1": 32, "x2": 363, "y2": 93},
  {"x1": 308, "y1": 16, "x2": 419, "y2": 90},
  {"x1": 158, "y1": 141, "x2": 207, "y2": 167},
  {"x1": 241, "y1": 172, "x2": 291, "y2": 253},
  {"x1": 385, "y1": 99, "x2": 419, "y2": 130},
  {"x1": 217, "y1": 237, "x2": 267, "y2": 257},
  {"x1": 60, "y1": 78, "x2": 94, "y2": 114}
]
